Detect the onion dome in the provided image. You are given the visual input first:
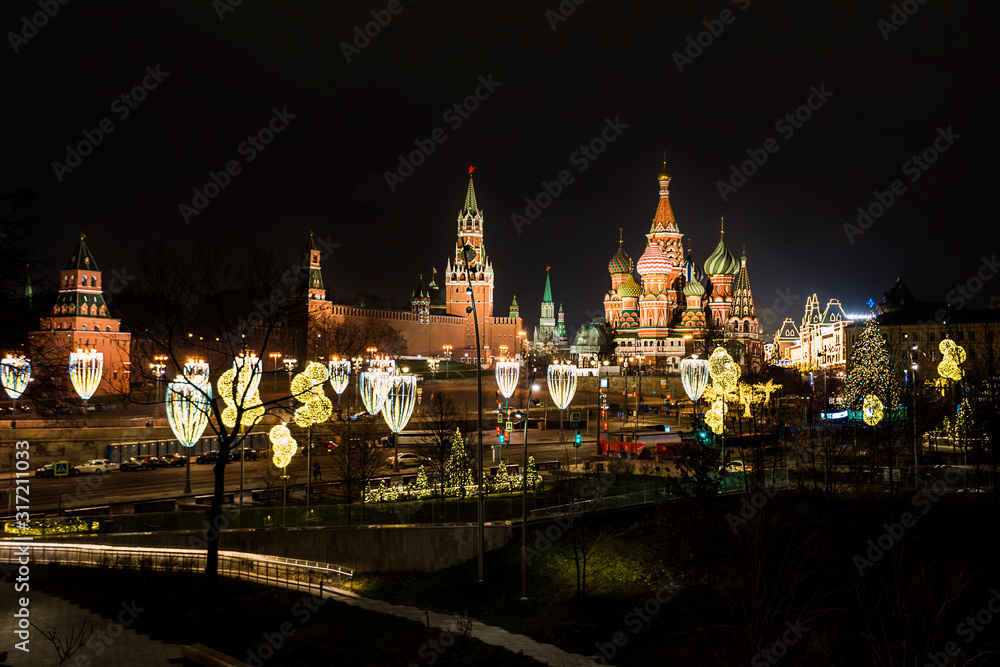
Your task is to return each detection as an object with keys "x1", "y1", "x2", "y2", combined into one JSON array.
[
  {"x1": 636, "y1": 241, "x2": 671, "y2": 276},
  {"x1": 608, "y1": 228, "x2": 632, "y2": 275},
  {"x1": 617, "y1": 275, "x2": 642, "y2": 299},
  {"x1": 704, "y1": 233, "x2": 739, "y2": 276},
  {"x1": 683, "y1": 279, "x2": 705, "y2": 297},
  {"x1": 657, "y1": 152, "x2": 671, "y2": 182},
  {"x1": 684, "y1": 249, "x2": 705, "y2": 285}
]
